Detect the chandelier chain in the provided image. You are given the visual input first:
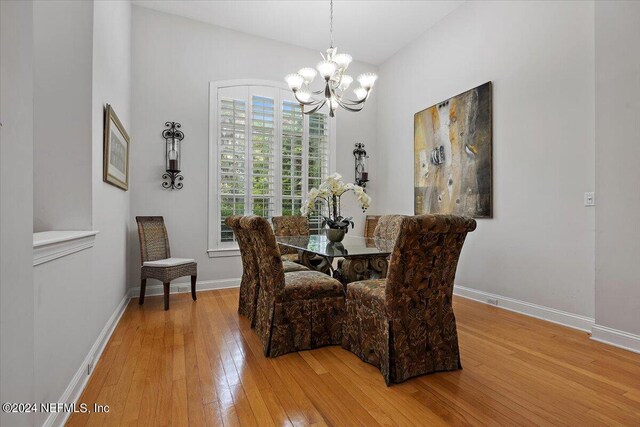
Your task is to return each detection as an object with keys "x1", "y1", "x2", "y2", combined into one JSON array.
[{"x1": 330, "y1": 0, "x2": 334, "y2": 48}]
